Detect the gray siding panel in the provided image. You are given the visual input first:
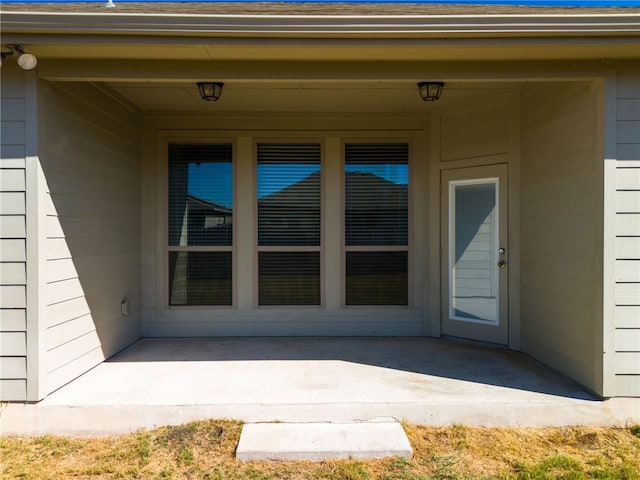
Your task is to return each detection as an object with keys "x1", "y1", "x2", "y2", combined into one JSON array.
[
  {"x1": 0, "y1": 332, "x2": 27, "y2": 356},
  {"x1": 0, "y1": 379, "x2": 26, "y2": 401},
  {"x1": 615, "y1": 375, "x2": 640, "y2": 396},
  {"x1": 0, "y1": 192, "x2": 25, "y2": 215},
  {"x1": 0, "y1": 286, "x2": 26, "y2": 309},
  {"x1": 0, "y1": 309, "x2": 26, "y2": 331},
  {"x1": 0, "y1": 215, "x2": 26, "y2": 238},
  {"x1": 0, "y1": 239, "x2": 25, "y2": 262},
  {"x1": 615, "y1": 72, "x2": 640, "y2": 396},
  {"x1": 0, "y1": 145, "x2": 26, "y2": 167},
  {"x1": 616, "y1": 260, "x2": 640, "y2": 282},
  {"x1": 0, "y1": 356, "x2": 26, "y2": 378},
  {"x1": 39, "y1": 81, "x2": 141, "y2": 395},
  {"x1": 0, "y1": 121, "x2": 26, "y2": 146},
  {"x1": 0, "y1": 67, "x2": 27, "y2": 401},
  {"x1": 616, "y1": 215, "x2": 640, "y2": 236},
  {"x1": 615, "y1": 306, "x2": 640, "y2": 328},
  {"x1": 0, "y1": 169, "x2": 26, "y2": 191},
  {"x1": 0, "y1": 263, "x2": 26, "y2": 285}
]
